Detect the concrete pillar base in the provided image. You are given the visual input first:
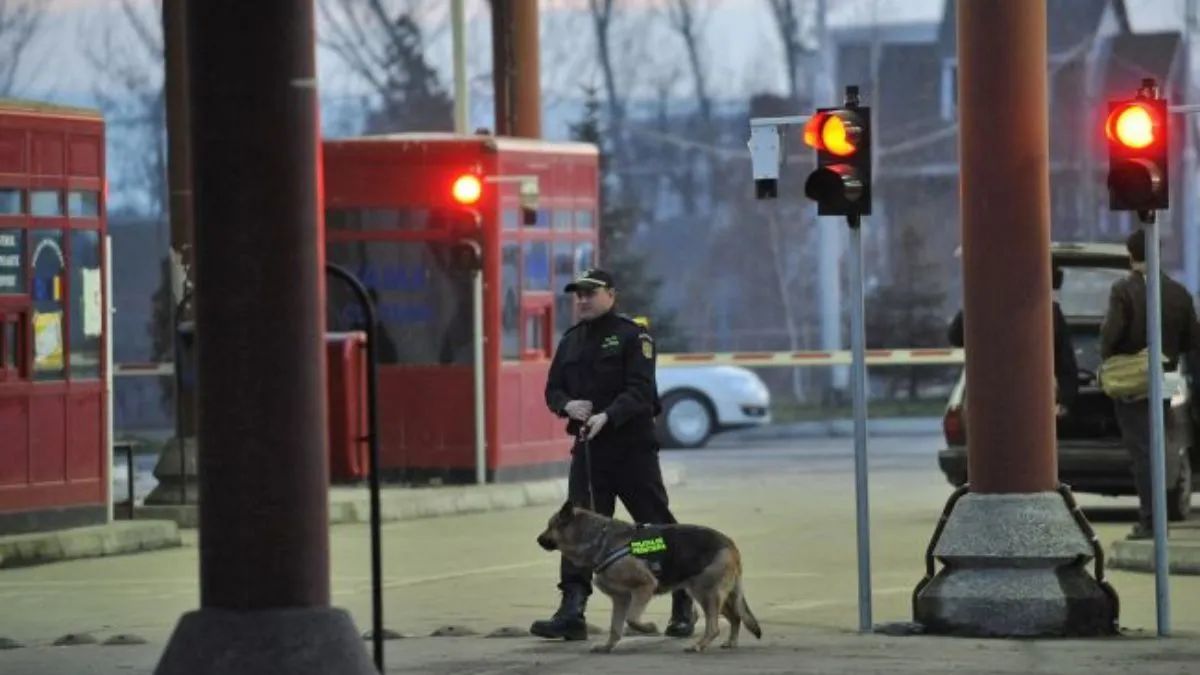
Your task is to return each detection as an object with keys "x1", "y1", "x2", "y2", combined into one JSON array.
[
  {"x1": 145, "y1": 437, "x2": 198, "y2": 506},
  {"x1": 155, "y1": 607, "x2": 374, "y2": 675},
  {"x1": 914, "y1": 491, "x2": 1118, "y2": 637}
]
